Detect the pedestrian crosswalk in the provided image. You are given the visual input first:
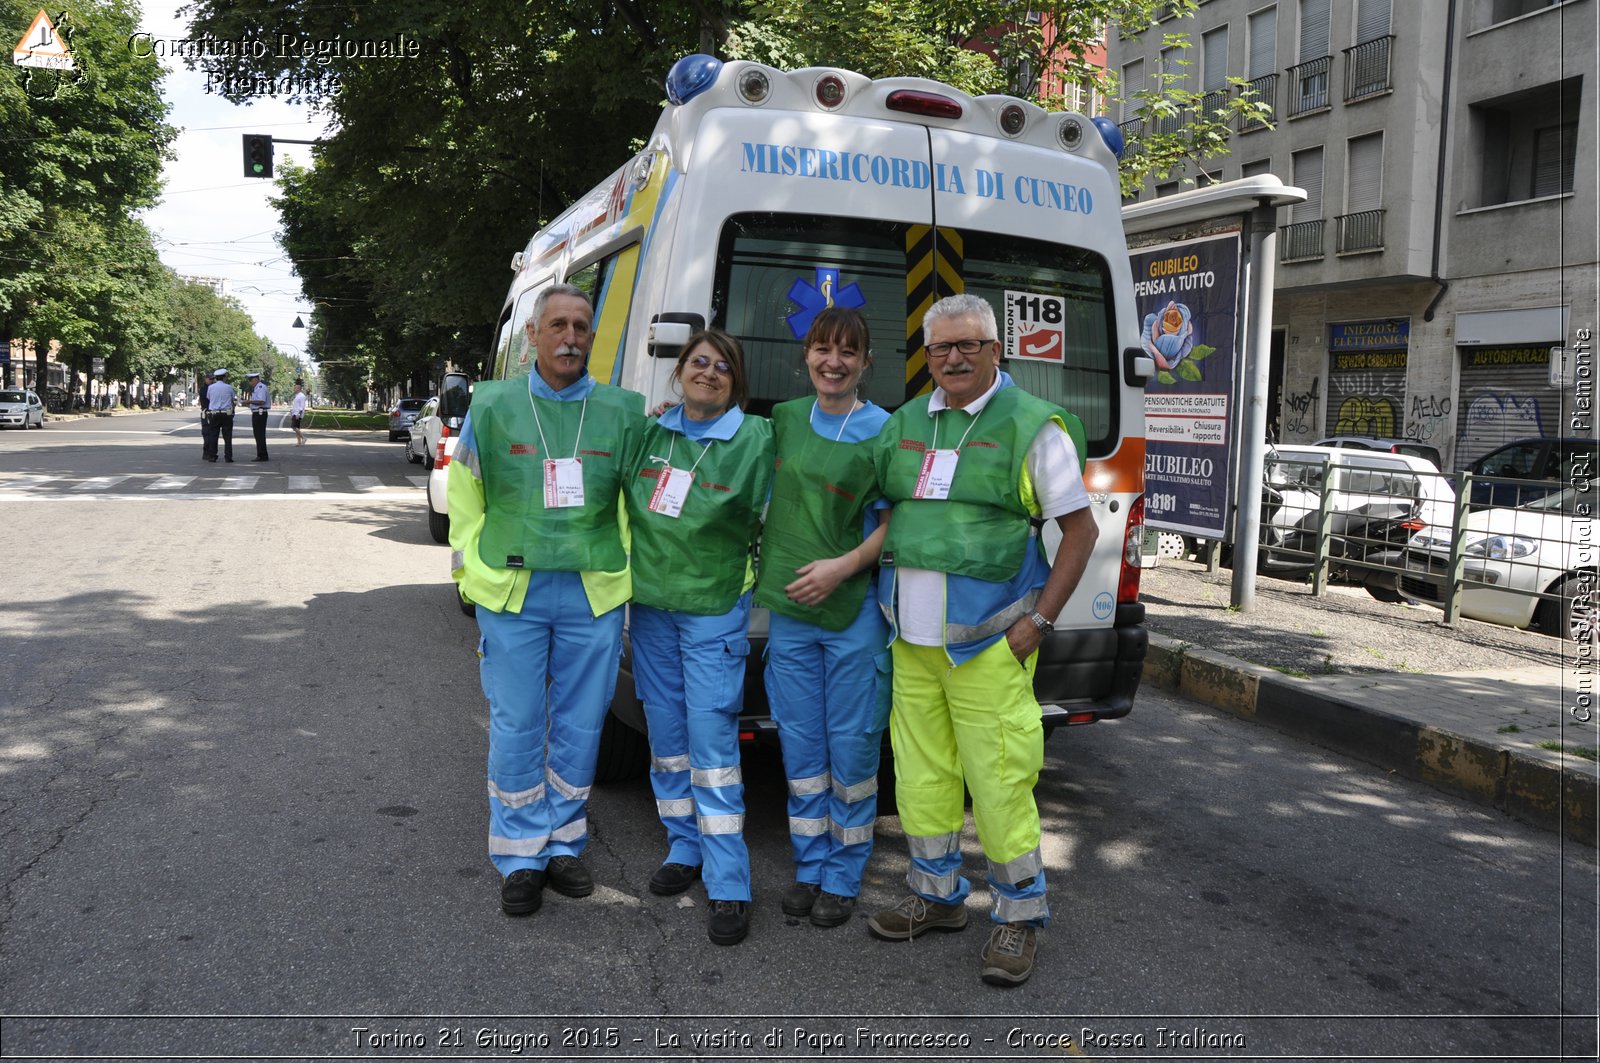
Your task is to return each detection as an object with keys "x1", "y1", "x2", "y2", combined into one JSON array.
[{"x1": 0, "y1": 473, "x2": 429, "y2": 498}]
